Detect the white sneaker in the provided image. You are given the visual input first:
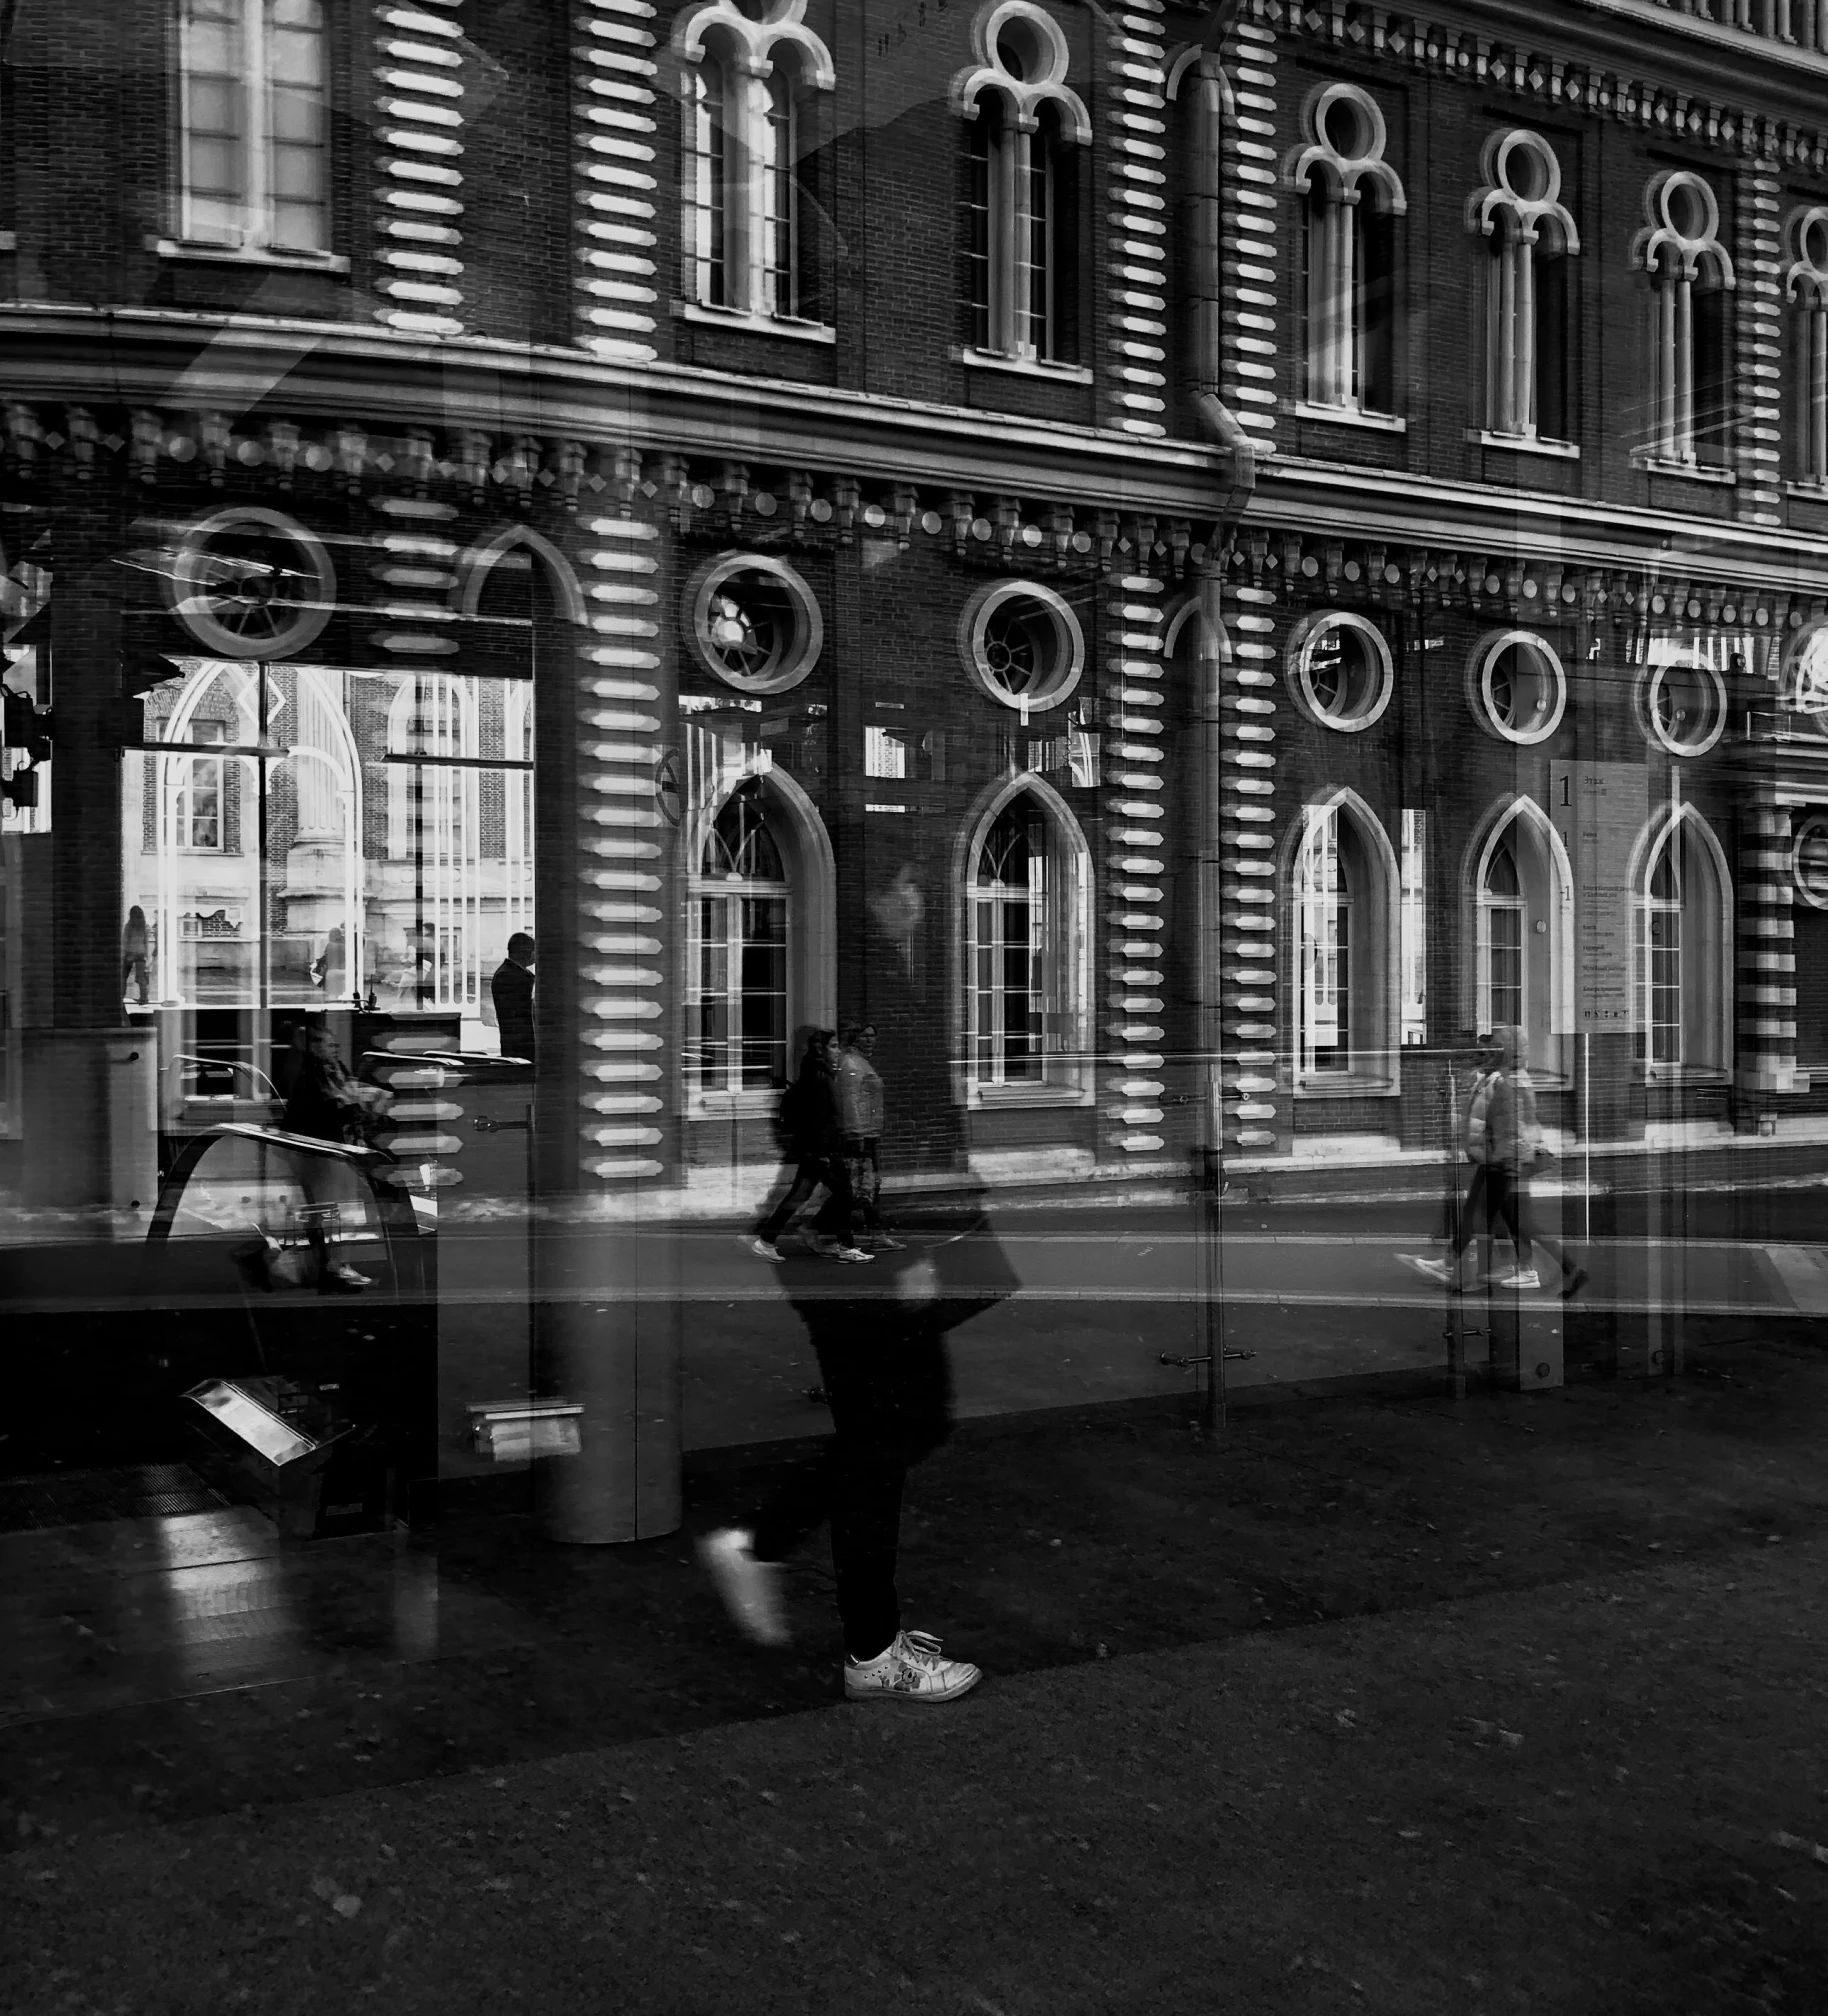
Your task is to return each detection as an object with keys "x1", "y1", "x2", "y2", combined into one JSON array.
[
  {"x1": 1492, "y1": 1266, "x2": 1542, "y2": 1290},
  {"x1": 844, "y1": 1630, "x2": 981, "y2": 1704},
  {"x1": 833, "y1": 1243, "x2": 876, "y2": 1264},
  {"x1": 697, "y1": 1527, "x2": 790, "y2": 1647},
  {"x1": 1399, "y1": 1253, "x2": 1451, "y2": 1283},
  {"x1": 872, "y1": 1234, "x2": 906, "y2": 1251},
  {"x1": 748, "y1": 1236, "x2": 784, "y2": 1263}
]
